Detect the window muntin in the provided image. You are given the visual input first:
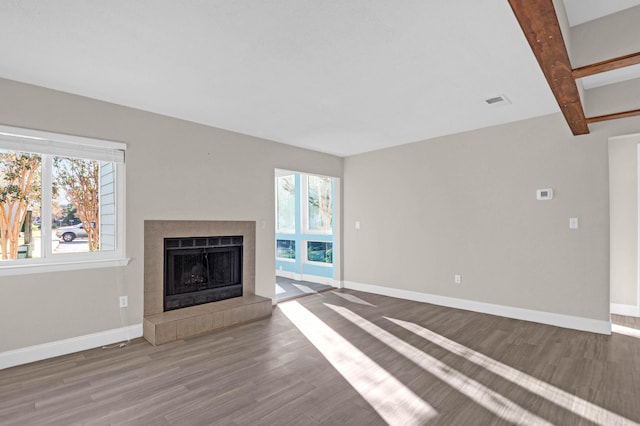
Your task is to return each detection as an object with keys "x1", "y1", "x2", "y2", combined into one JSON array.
[{"x1": 0, "y1": 125, "x2": 126, "y2": 270}]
